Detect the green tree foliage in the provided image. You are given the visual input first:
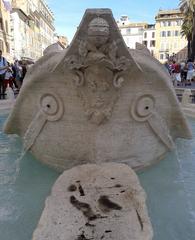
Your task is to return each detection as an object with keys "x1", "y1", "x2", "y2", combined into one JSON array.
[
  {"x1": 181, "y1": 10, "x2": 193, "y2": 57},
  {"x1": 180, "y1": 0, "x2": 195, "y2": 60}
]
